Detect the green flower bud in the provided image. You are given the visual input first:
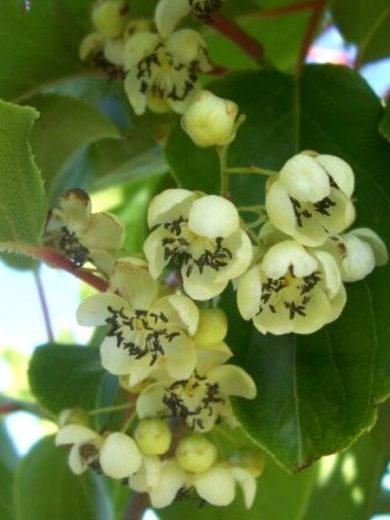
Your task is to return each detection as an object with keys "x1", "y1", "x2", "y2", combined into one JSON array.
[
  {"x1": 193, "y1": 308, "x2": 228, "y2": 348},
  {"x1": 92, "y1": 0, "x2": 129, "y2": 38},
  {"x1": 134, "y1": 419, "x2": 172, "y2": 455},
  {"x1": 176, "y1": 434, "x2": 217, "y2": 473}
]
